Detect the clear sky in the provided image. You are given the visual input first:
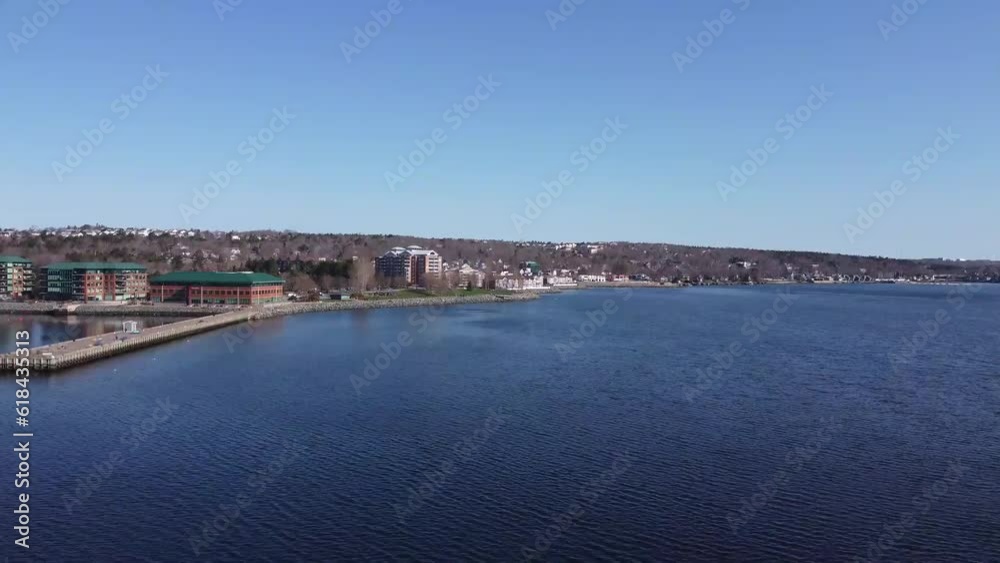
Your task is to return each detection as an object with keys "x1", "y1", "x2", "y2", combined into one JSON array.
[{"x1": 2, "y1": 0, "x2": 997, "y2": 259}]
